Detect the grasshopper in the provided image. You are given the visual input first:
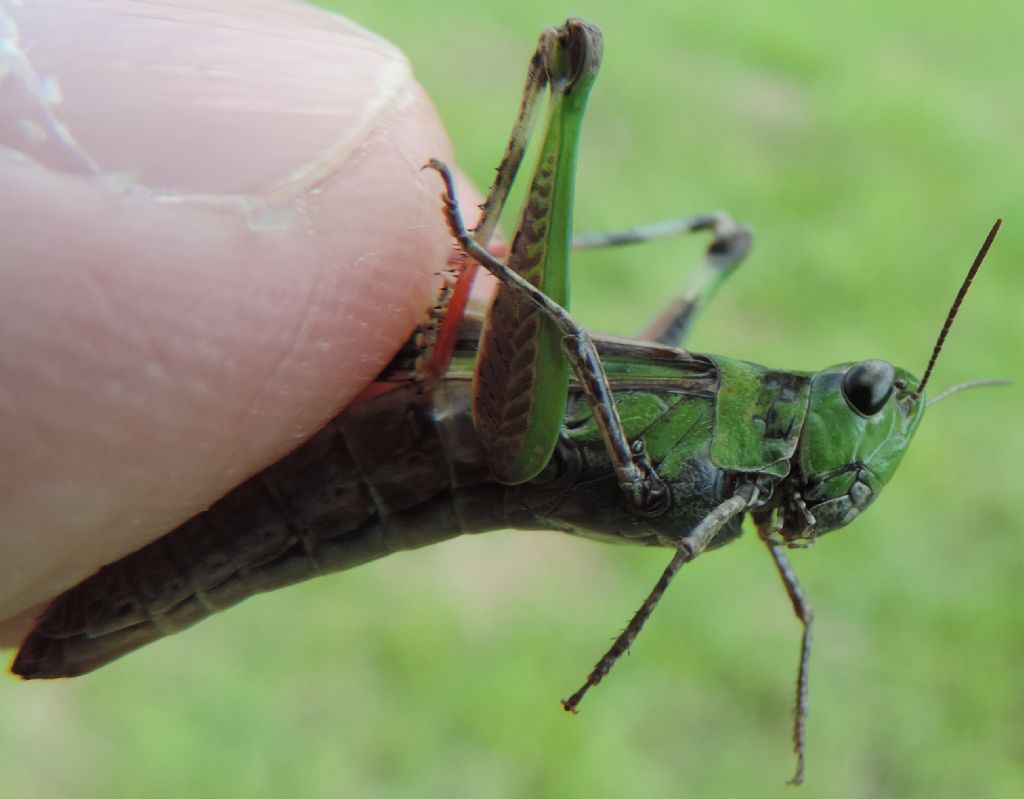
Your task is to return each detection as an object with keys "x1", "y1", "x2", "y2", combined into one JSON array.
[{"x1": 11, "y1": 19, "x2": 1002, "y2": 784}]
